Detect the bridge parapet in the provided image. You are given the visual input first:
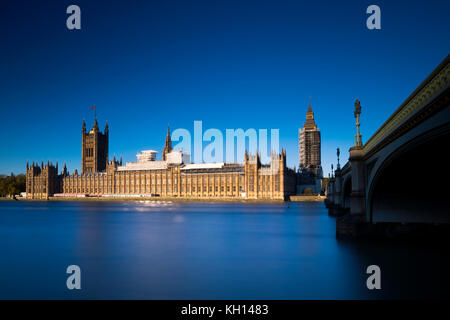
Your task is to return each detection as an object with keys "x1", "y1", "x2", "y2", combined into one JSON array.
[
  {"x1": 326, "y1": 55, "x2": 450, "y2": 237},
  {"x1": 362, "y1": 55, "x2": 449, "y2": 158}
]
